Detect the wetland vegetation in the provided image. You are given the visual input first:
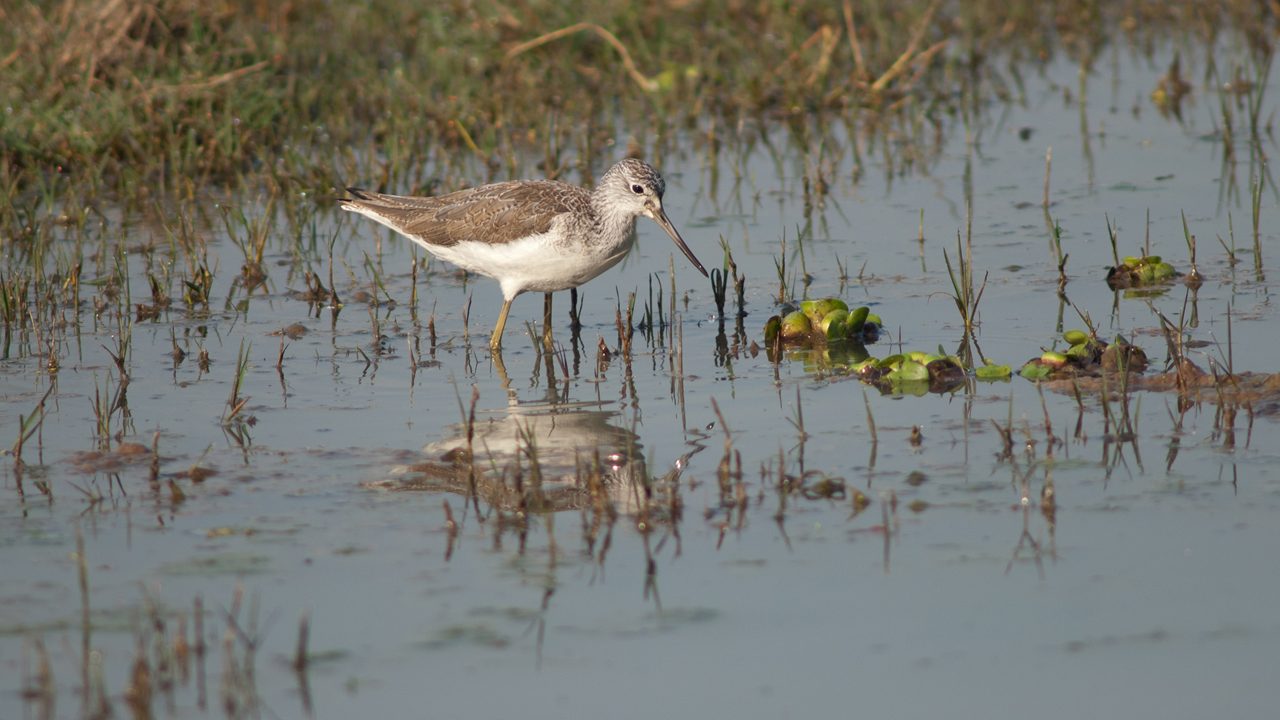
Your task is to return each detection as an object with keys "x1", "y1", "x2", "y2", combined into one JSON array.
[{"x1": 2, "y1": 1, "x2": 1279, "y2": 718}]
